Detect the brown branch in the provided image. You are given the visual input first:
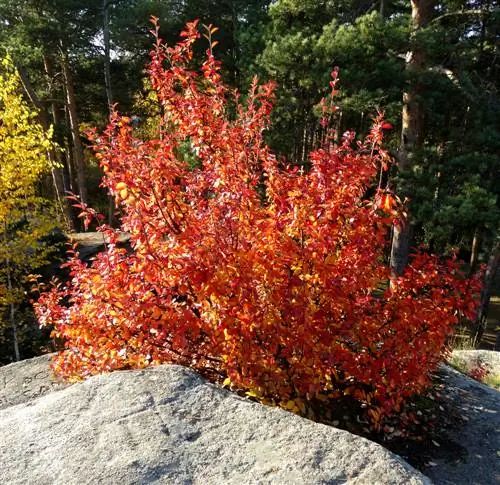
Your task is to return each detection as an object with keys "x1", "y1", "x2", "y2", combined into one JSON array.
[{"x1": 430, "y1": 9, "x2": 495, "y2": 25}]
